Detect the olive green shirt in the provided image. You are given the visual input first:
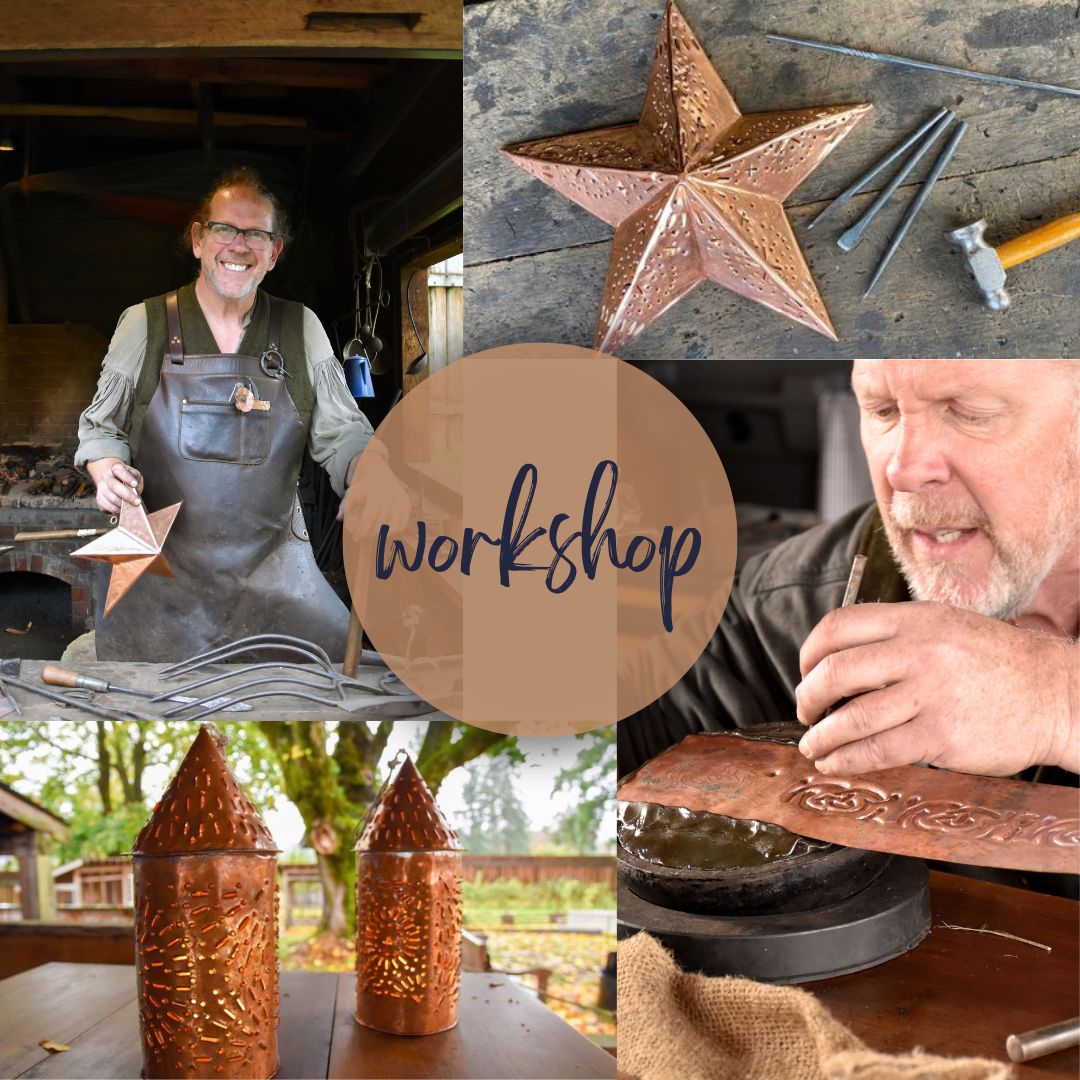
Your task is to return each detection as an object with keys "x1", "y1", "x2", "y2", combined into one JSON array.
[{"x1": 75, "y1": 299, "x2": 373, "y2": 496}]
